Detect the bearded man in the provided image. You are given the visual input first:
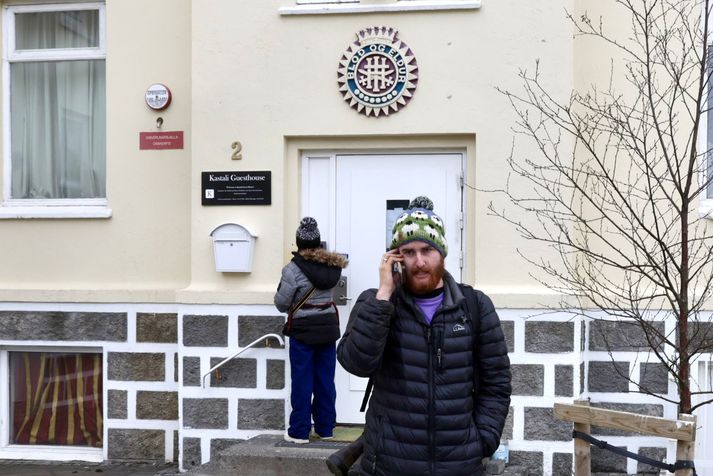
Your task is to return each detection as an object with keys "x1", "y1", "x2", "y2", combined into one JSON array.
[{"x1": 336, "y1": 196, "x2": 511, "y2": 476}]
